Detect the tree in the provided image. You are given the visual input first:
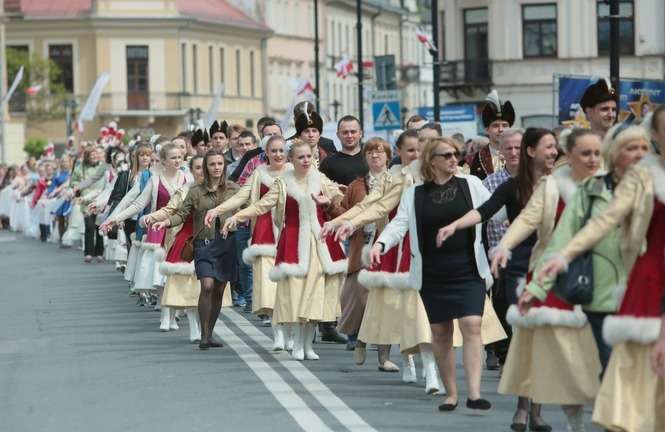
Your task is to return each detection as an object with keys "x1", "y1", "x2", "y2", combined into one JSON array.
[
  {"x1": 23, "y1": 137, "x2": 48, "y2": 158},
  {"x1": 6, "y1": 48, "x2": 69, "y2": 120}
]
